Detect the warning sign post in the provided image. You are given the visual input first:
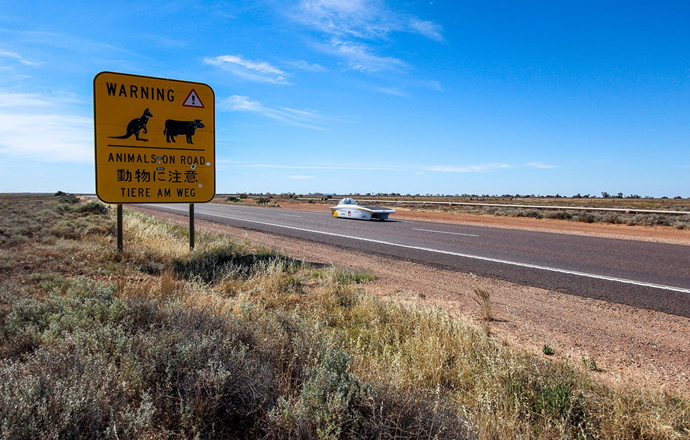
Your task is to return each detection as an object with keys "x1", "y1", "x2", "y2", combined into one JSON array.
[{"x1": 94, "y1": 71, "x2": 215, "y2": 204}]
